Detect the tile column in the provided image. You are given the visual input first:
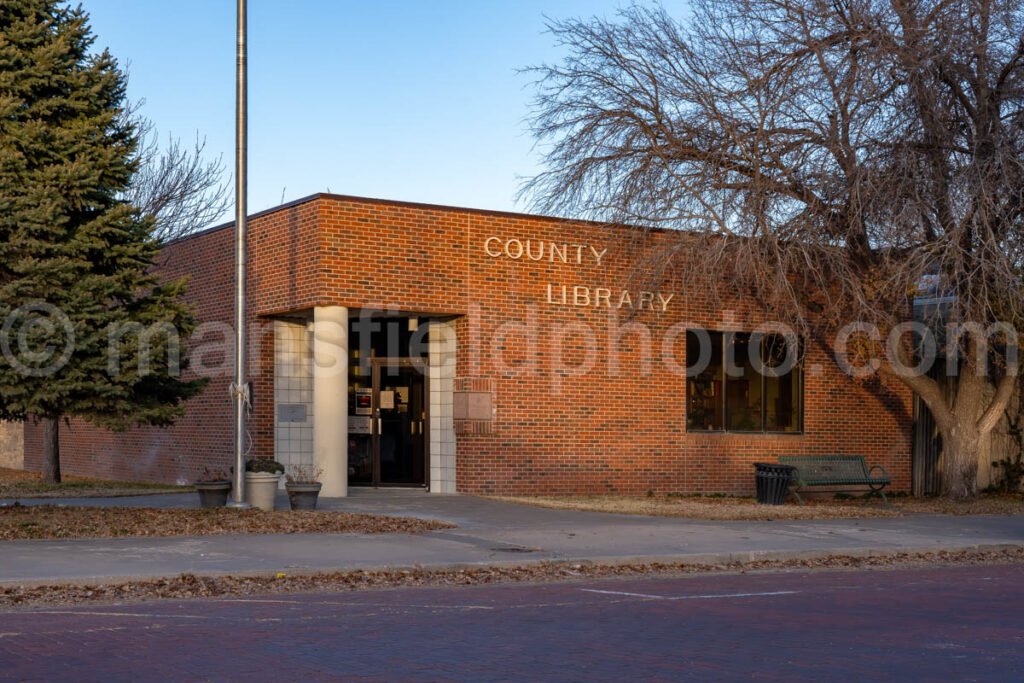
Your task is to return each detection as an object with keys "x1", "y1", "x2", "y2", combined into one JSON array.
[
  {"x1": 313, "y1": 306, "x2": 348, "y2": 497},
  {"x1": 273, "y1": 321, "x2": 314, "y2": 484},
  {"x1": 429, "y1": 320, "x2": 457, "y2": 493}
]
